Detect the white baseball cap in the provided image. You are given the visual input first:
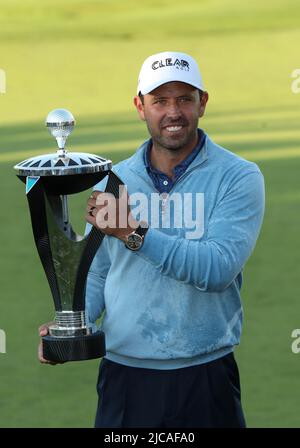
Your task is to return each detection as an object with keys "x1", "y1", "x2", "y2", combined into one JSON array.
[{"x1": 137, "y1": 51, "x2": 204, "y2": 95}]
